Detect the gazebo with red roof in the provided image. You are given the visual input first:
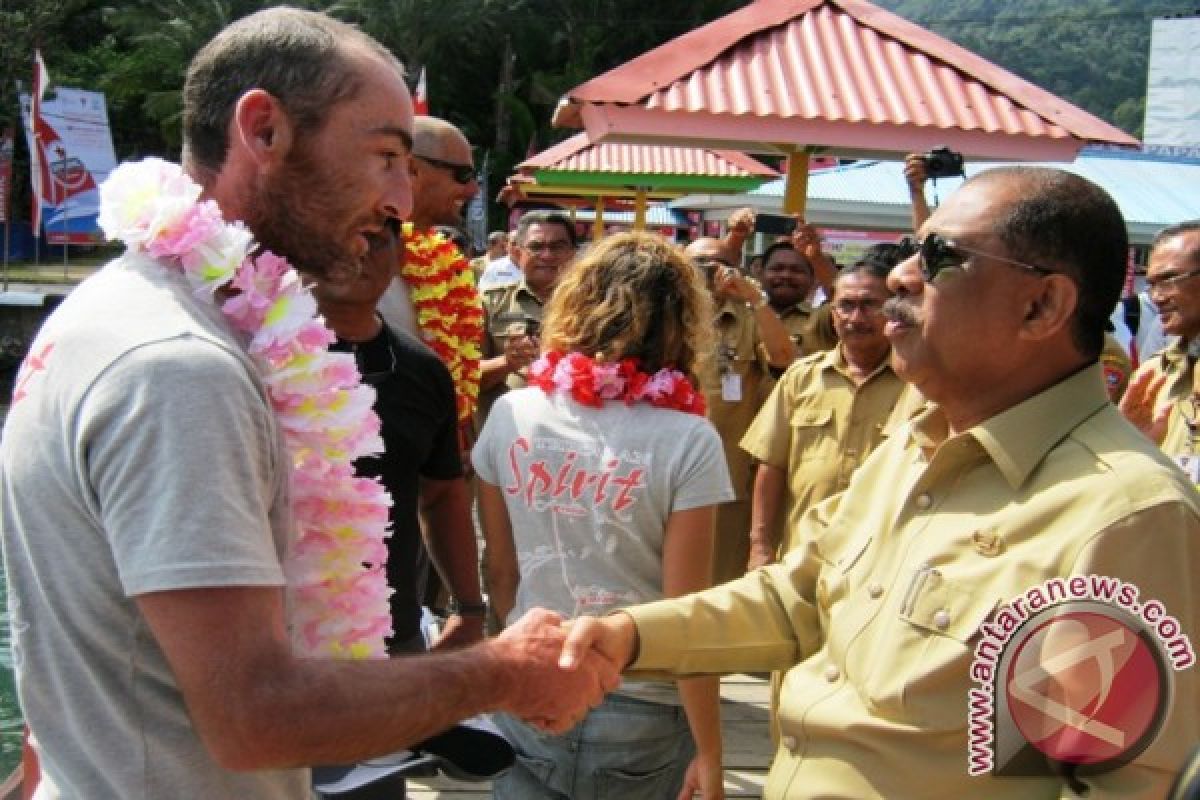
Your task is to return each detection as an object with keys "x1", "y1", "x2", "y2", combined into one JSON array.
[
  {"x1": 552, "y1": 0, "x2": 1139, "y2": 213},
  {"x1": 503, "y1": 132, "x2": 779, "y2": 238}
]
